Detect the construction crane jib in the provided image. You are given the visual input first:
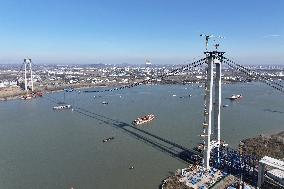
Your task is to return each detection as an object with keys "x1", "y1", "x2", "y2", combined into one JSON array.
[{"x1": 200, "y1": 34, "x2": 224, "y2": 51}]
